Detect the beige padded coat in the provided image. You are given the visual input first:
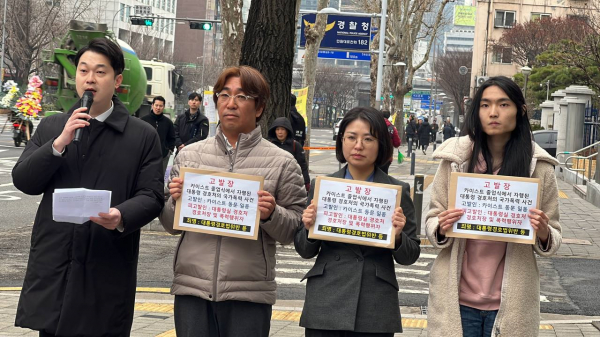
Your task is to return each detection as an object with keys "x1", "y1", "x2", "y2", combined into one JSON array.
[
  {"x1": 159, "y1": 125, "x2": 307, "y2": 305},
  {"x1": 425, "y1": 136, "x2": 562, "y2": 337}
]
